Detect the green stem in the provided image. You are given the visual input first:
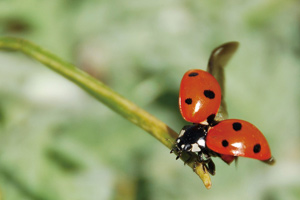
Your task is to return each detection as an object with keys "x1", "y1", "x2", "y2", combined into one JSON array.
[{"x1": 0, "y1": 37, "x2": 211, "y2": 189}]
